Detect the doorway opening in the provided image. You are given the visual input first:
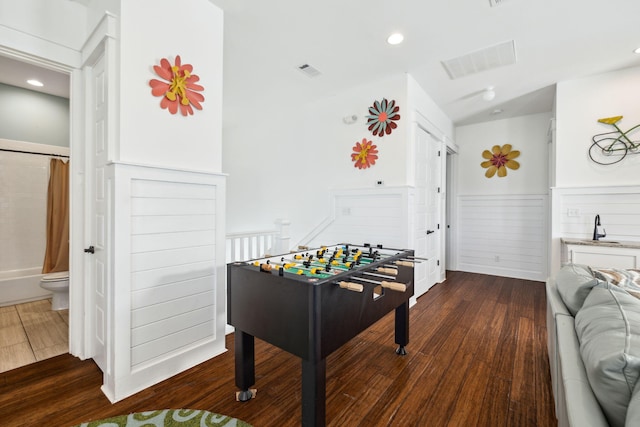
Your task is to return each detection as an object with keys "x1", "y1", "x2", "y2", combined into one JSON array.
[{"x1": 0, "y1": 52, "x2": 76, "y2": 371}]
